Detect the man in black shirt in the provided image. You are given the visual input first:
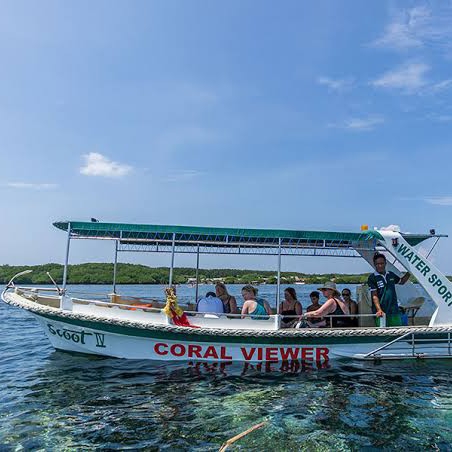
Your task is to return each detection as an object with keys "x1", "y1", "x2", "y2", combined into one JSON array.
[{"x1": 368, "y1": 253, "x2": 410, "y2": 326}]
